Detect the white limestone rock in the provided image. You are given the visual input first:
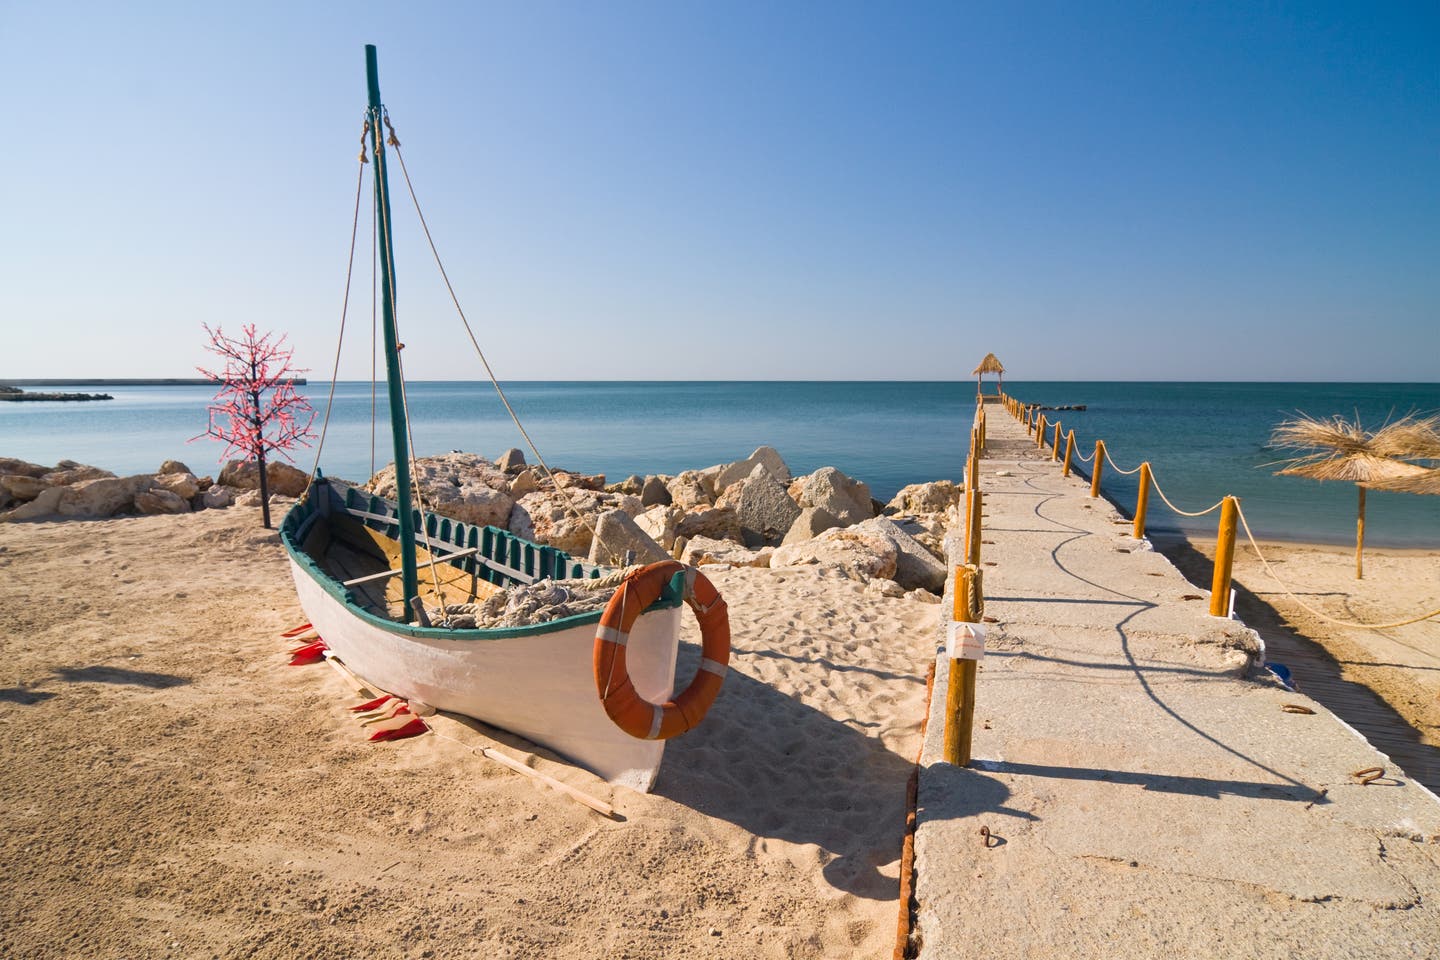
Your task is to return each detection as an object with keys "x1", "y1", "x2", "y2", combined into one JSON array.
[
  {"x1": 852, "y1": 517, "x2": 948, "y2": 593},
  {"x1": 157, "y1": 459, "x2": 193, "y2": 476},
  {"x1": 202, "y1": 484, "x2": 236, "y2": 509},
  {"x1": 496, "y1": 448, "x2": 526, "y2": 473},
  {"x1": 788, "y1": 466, "x2": 873, "y2": 526},
  {"x1": 56, "y1": 475, "x2": 154, "y2": 518},
  {"x1": 715, "y1": 445, "x2": 791, "y2": 490},
  {"x1": 734, "y1": 465, "x2": 802, "y2": 547},
  {"x1": 640, "y1": 475, "x2": 672, "y2": 507},
  {"x1": 1, "y1": 485, "x2": 65, "y2": 521},
  {"x1": 781, "y1": 507, "x2": 843, "y2": 546},
  {"x1": 769, "y1": 526, "x2": 897, "y2": 581},
  {"x1": 221, "y1": 459, "x2": 311, "y2": 497},
  {"x1": 0, "y1": 458, "x2": 49, "y2": 479},
  {"x1": 40, "y1": 463, "x2": 115, "y2": 486},
  {"x1": 675, "y1": 506, "x2": 743, "y2": 544},
  {"x1": 508, "y1": 488, "x2": 616, "y2": 556},
  {"x1": 666, "y1": 471, "x2": 714, "y2": 511},
  {"x1": 135, "y1": 488, "x2": 191, "y2": 515},
  {"x1": 508, "y1": 468, "x2": 541, "y2": 498},
  {"x1": 886, "y1": 480, "x2": 962, "y2": 516},
  {"x1": 368, "y1": 453, "x2": 514, "y2": 529},
  {"x1": 634, "y1": 505, "x2": 683, "y2": 551},
  {"x1": 681, "y1": 536, "x2": 773, "y2": 568},
  {"x1": 153, "y1": 472, "x2": 200, "y2": 501},
  {"x1": 587, "y1": 509, "x2": 671, "y2": 566},
  {"x1": 0, "y1": 474, "x2": 51, "y2": 503}
]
